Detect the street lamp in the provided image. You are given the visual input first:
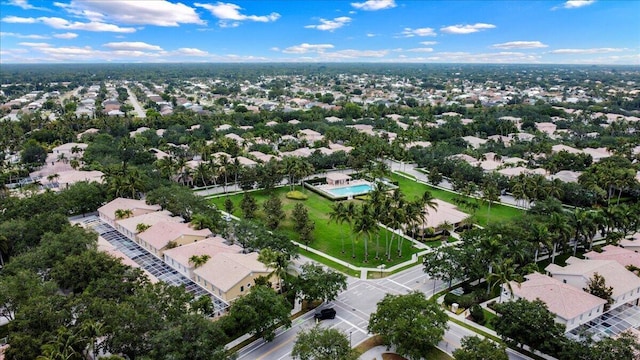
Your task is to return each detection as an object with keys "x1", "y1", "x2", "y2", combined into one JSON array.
[{"x1": 349, "y1": 330, "x2": 352, "y2": 348}]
